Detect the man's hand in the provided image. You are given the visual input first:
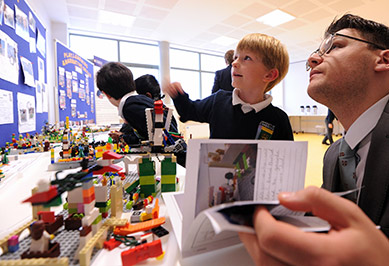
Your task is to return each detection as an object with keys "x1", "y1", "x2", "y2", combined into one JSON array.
[
  {"x1": 239, "y1": 186, "x2": 389, "y2": 266},
  {"x1": 162, "y1": 82, "x2": 184, "y2": 99}
]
